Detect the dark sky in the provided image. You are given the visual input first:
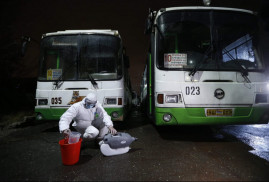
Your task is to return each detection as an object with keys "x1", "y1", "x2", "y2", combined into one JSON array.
[{"x1": 0, "y1": 0, "x2": 265, "y2": 92}]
